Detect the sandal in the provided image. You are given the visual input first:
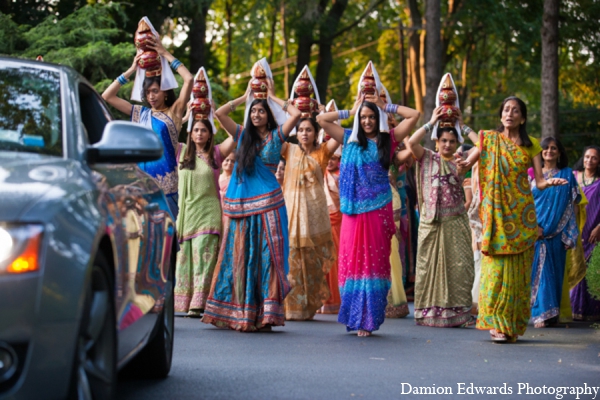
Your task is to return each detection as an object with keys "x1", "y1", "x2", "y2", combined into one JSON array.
[
  {"x1": 358, "y1": 330, "x2": 372, "y2": 337},
  {"x1": 490, "y1": 329, "x2": 507, "y2": 342}
]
